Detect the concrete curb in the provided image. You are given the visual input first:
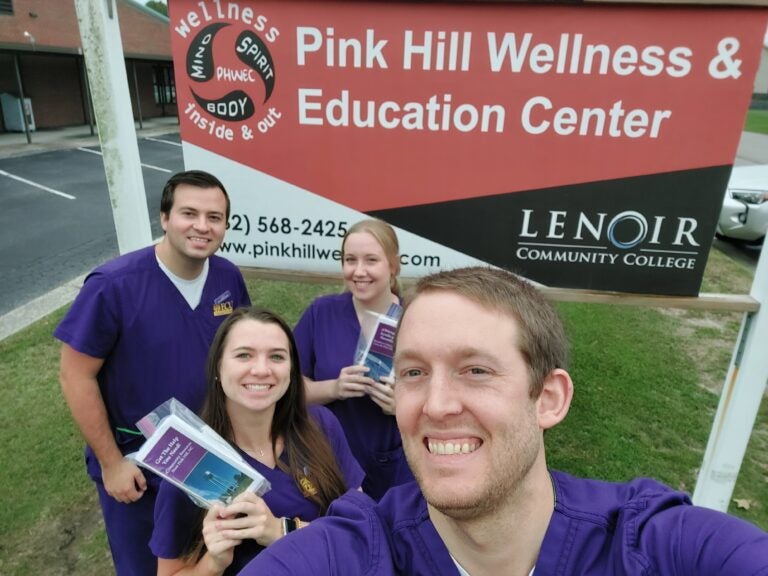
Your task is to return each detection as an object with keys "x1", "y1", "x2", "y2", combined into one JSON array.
[{"x1": 0, "y1": 274, "x2": 85, "y2": 341}]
